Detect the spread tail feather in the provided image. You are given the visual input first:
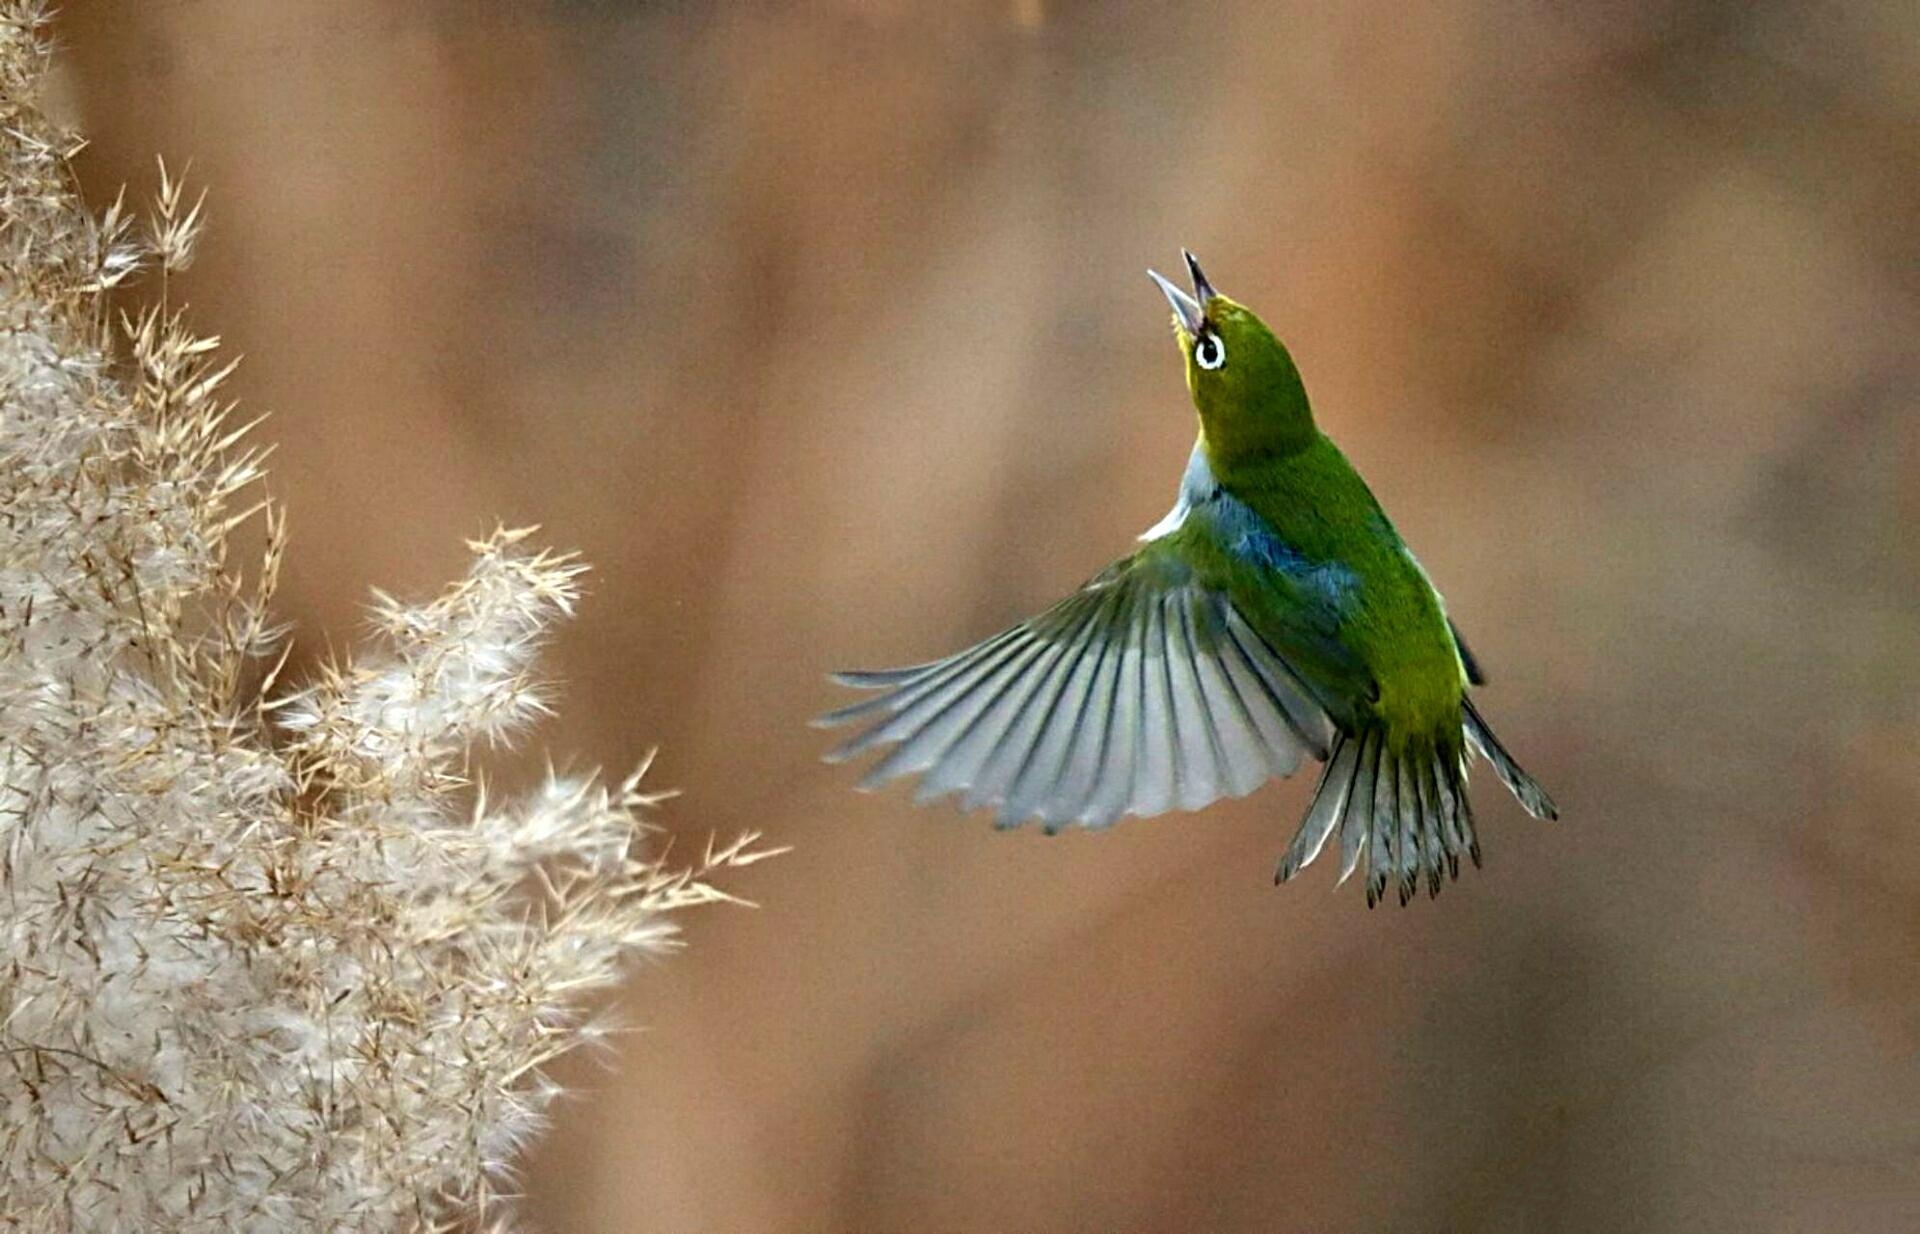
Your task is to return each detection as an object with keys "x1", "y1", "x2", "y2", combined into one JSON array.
[
  {"x1": 1278, "y1": 719, "x2": 1543, "y2": 906},
  {"x1": 1463, "y1": 697, "x2": 1558, "y2": 821}
]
